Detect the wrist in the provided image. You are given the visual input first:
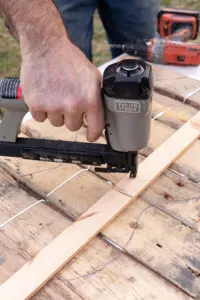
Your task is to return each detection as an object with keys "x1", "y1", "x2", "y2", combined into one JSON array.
[{"x1": 19, "y1": 32, "x2": 68, "y2": 60}]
